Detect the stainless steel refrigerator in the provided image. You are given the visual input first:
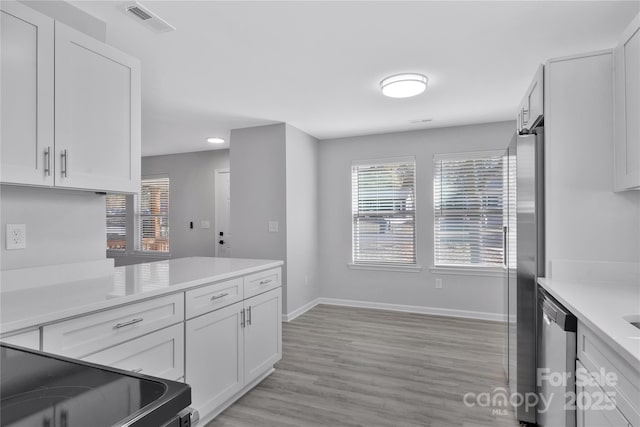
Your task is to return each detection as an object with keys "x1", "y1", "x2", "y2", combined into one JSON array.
[{"x1": 504, "y1": 127, "x2": 545, "y2": 425}]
